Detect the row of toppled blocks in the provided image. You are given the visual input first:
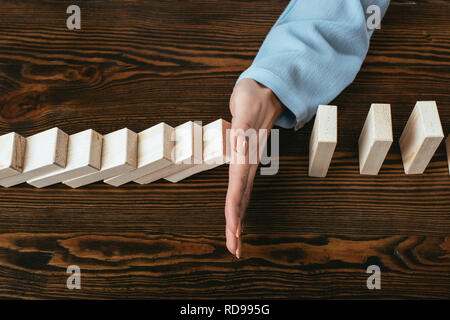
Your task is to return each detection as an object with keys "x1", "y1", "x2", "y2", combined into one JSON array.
[
  {"x1": 309, "y1": 100, "x2": 449, "y2": 177},
  {"x1": 0, "y1": 119, "x2": 231, "y2": 188},
  {"x1": 0, "y1": 101, "x2": 449, "y2": 188}
]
